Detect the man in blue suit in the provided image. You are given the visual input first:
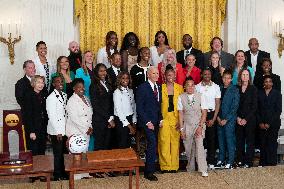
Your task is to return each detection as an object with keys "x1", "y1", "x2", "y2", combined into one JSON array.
[{"x1": 136, "y1": 66, "x2": 162, "y2": 181}]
